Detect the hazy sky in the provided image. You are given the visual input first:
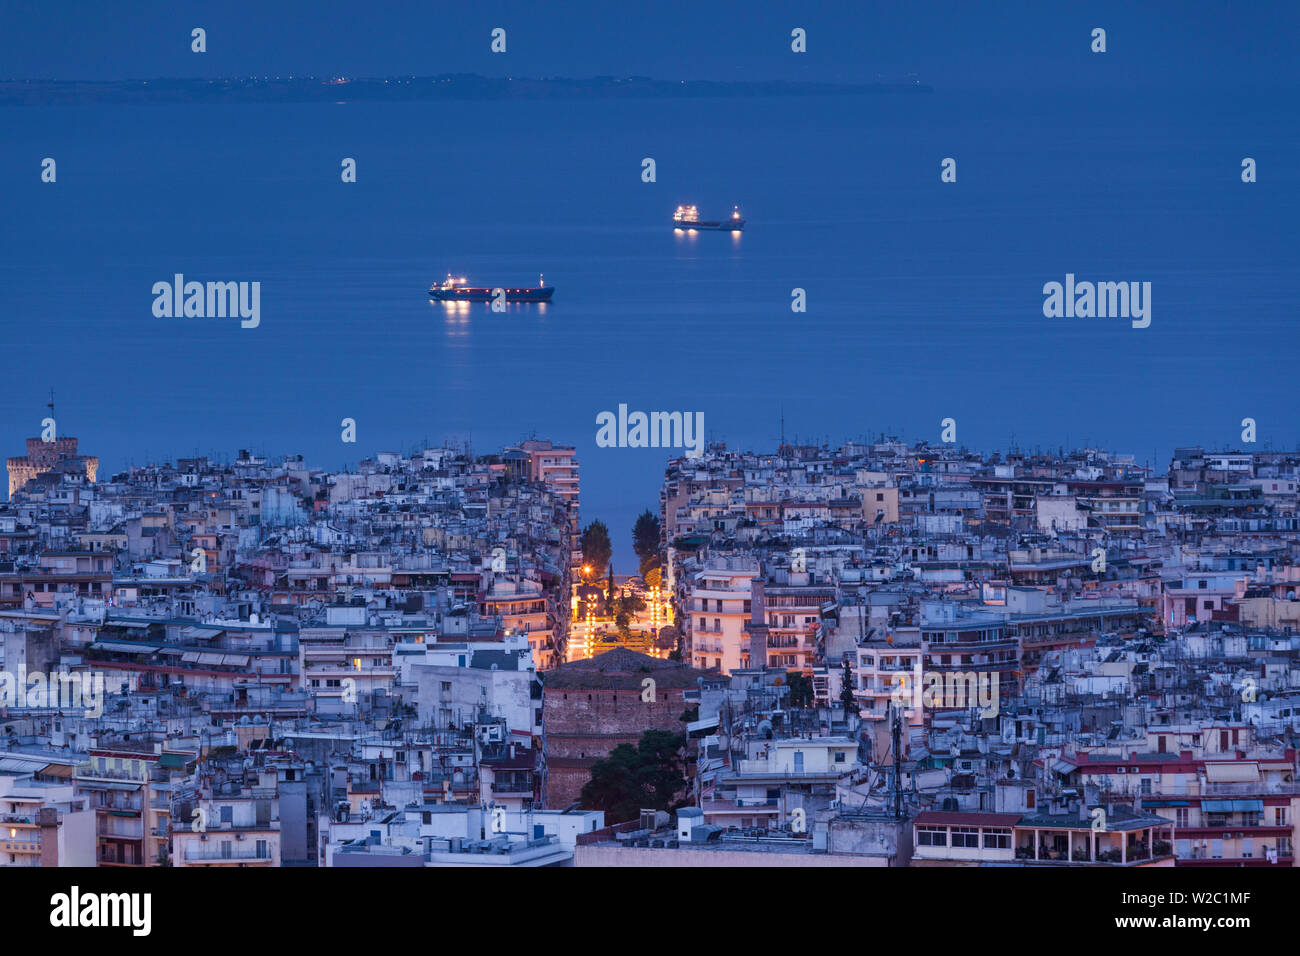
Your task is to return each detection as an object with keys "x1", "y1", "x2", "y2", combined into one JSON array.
[{"x1": 3, "y1": 0, "x2": 1297, "y2": 92}]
